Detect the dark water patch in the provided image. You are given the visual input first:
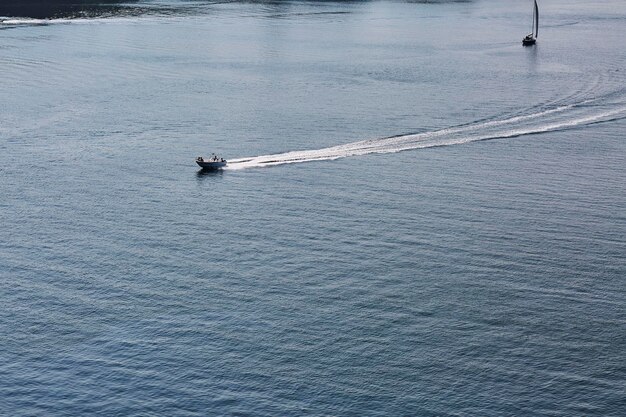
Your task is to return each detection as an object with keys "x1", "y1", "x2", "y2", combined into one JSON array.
[
  {"x1": 0, "y1": 1, "x2": 141, "y2": 19},
  {"x1": 0, "y1": 1, "x2": 201, "y2": 21}
]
